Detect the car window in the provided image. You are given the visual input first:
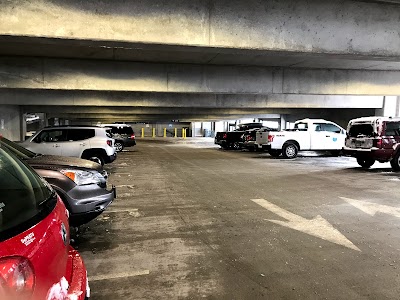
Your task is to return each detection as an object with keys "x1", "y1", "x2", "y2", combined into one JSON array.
[
  {"x1": 109, "y1": 126, "x2": 134, "y2": 135},
  {"x1": 385, "y1": 122, "x2": 400, "y2": 136},
  {"x1": 33, "y1": 129, "x2": 67, "y2": 143},
  {"x1": 0, "y1": 147, "x2": 56, "y2": 242},
  {"x1": 313, "y1": 123, "x2": 324, "y2": 131},
  {"x1": 67, "y1": 129, "x2": 95, "y2": 141},
  {"x1": 294, "y1": 122, "x2": 308, "y2": 131},
  {"x1": 323, "y1": 124, "x2": 342, "y2": 133},
  {"x1": 105, "y1": 129, "x2": 113, "y2": 138},
  {"x1": 348, "y1": 124, "x2": 375, "y2": 138}
]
